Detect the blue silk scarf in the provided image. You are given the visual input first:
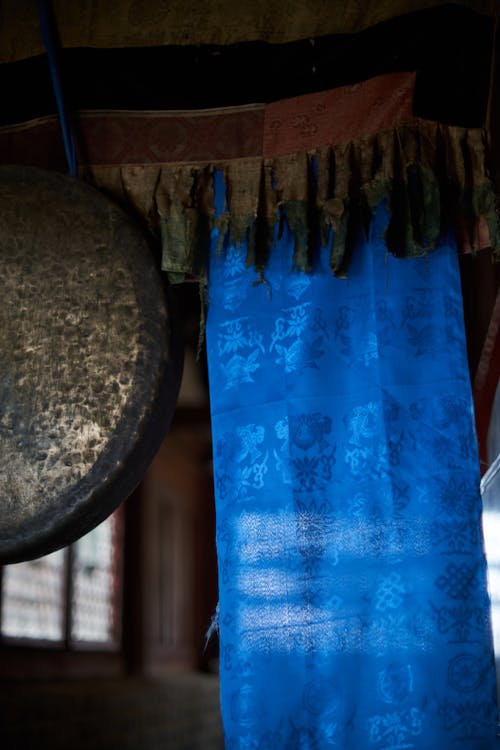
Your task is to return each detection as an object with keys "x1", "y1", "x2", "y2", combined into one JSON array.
[{"x1": 206, "y1": 175, "x2": 498, "y2": 749}]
